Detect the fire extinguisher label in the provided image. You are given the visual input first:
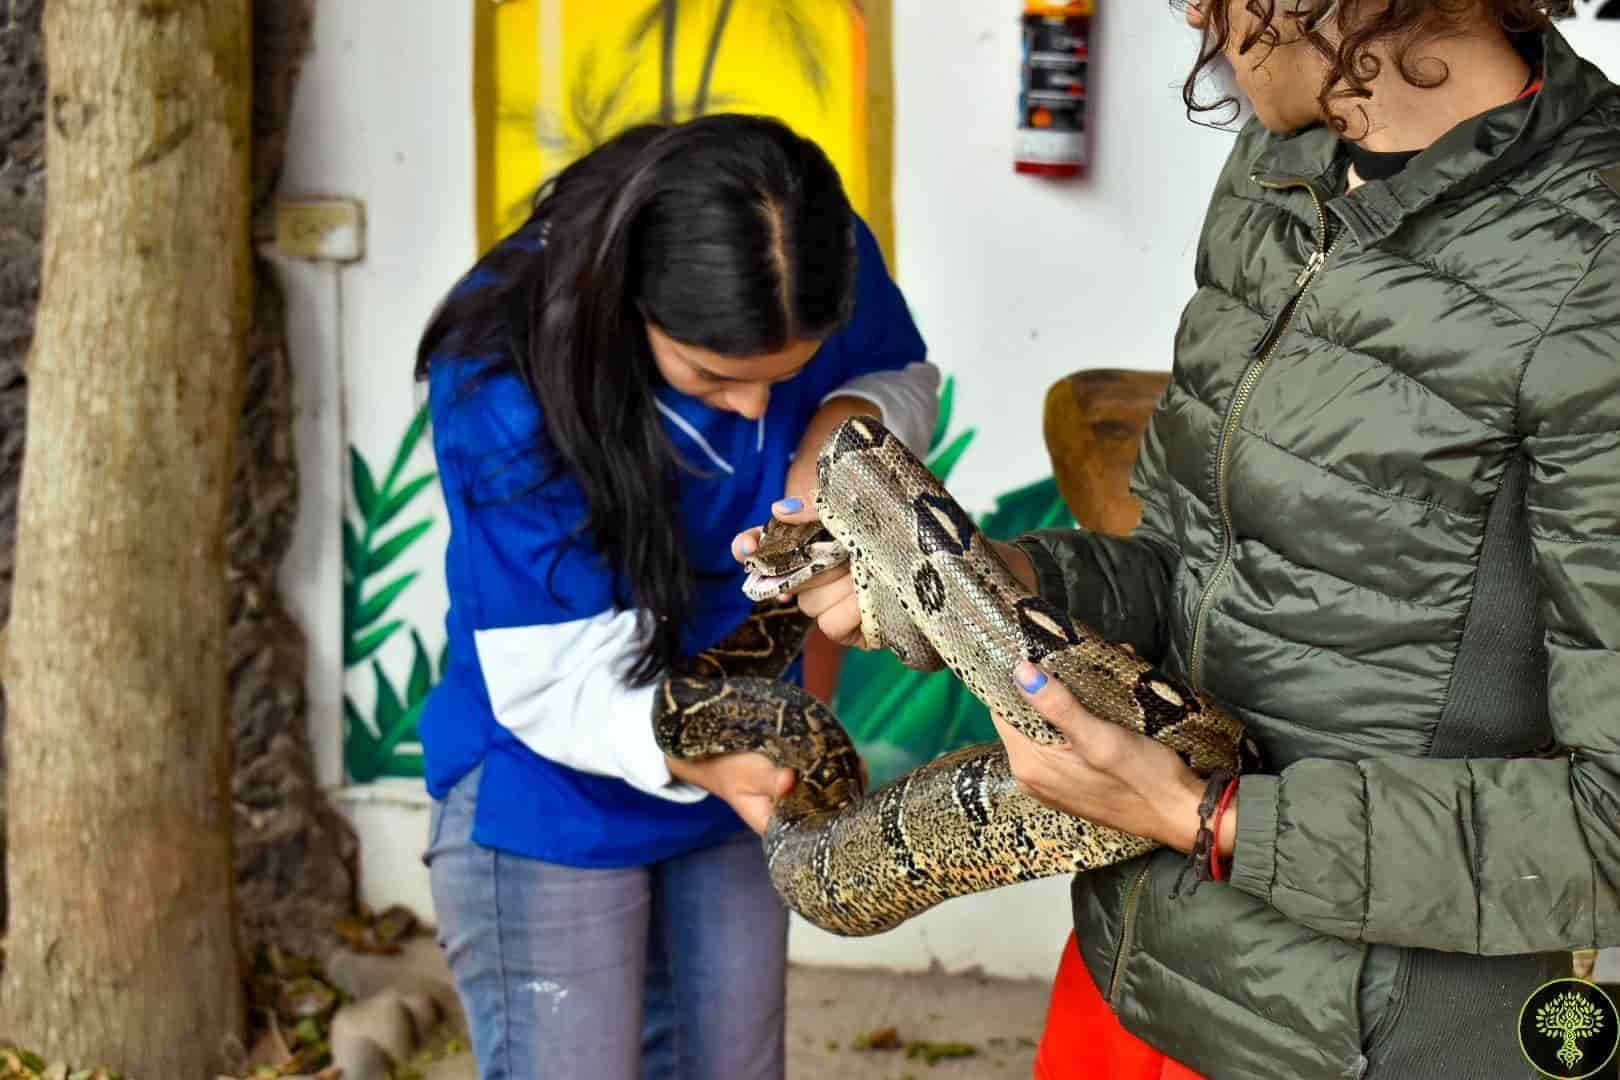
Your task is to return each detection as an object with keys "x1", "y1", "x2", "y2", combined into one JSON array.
[
  {"x1": 1017, "y1": 11, "x2": 1092, "y2": 175},
  {"x1": 1018, "y1": 128, "x2": 1087, "y2": 166}
]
